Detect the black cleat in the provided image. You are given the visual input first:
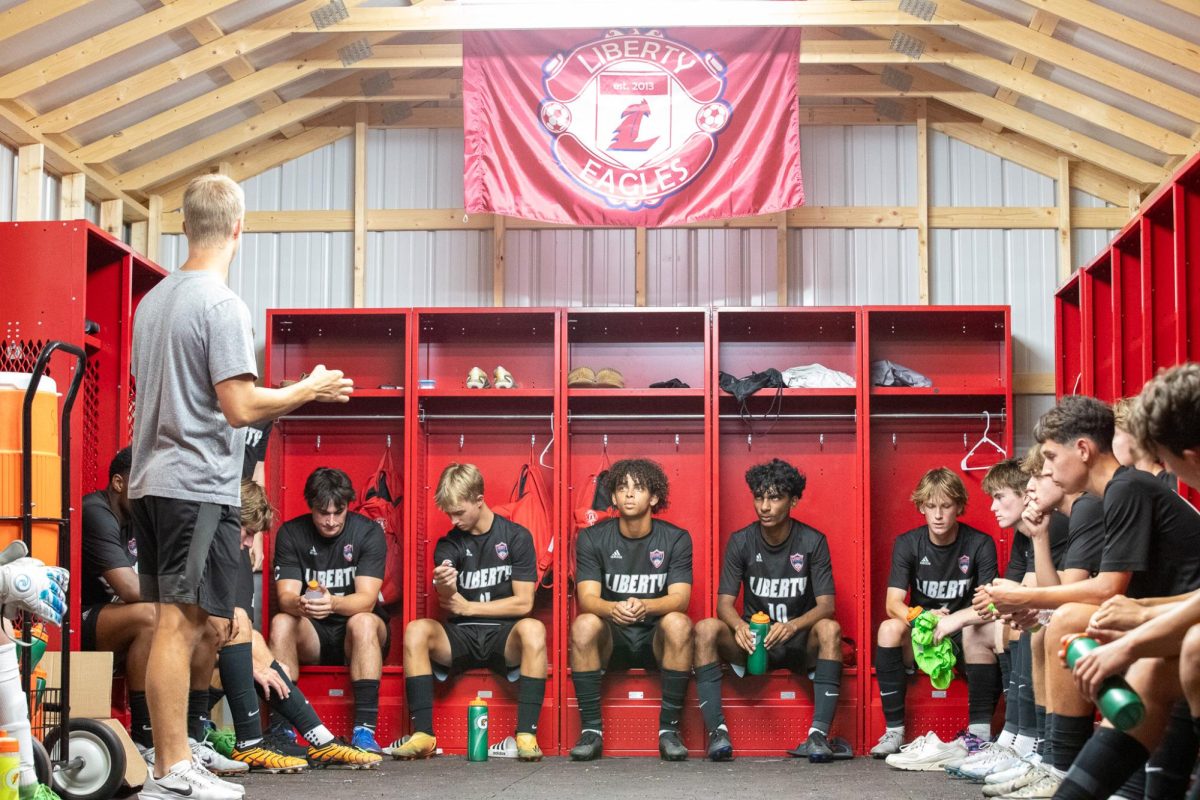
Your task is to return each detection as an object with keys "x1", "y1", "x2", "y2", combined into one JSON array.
[
  {"x1": 263, "y1": 724, "x2": 310, "y2": 760},
  {"x1": 804, "y1": 730, "x2": 834, "y2": 763},
  {"x1": 569, "y1": 730, "x2": 604, "y2": 761},
  {"x1": 706, "y1": 728, "x2": 733, "y2": 762},
  {"x1": 658, "y1": 730, "x2": 688, "y2": 761}
]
